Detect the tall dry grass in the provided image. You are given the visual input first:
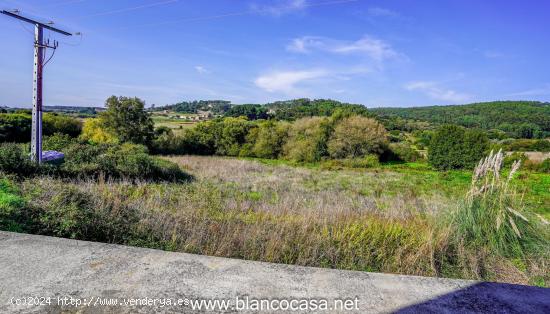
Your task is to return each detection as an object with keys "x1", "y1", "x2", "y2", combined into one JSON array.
[
  {"x1": 454, "y1": 150, "x2": 548, "y2": 256},
  {"x1": 448, "y1": 150, "x2": 549, "y2": 283},
  {"x1": 8, "y1": 154, "x2": 548, "y2": 285}
]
